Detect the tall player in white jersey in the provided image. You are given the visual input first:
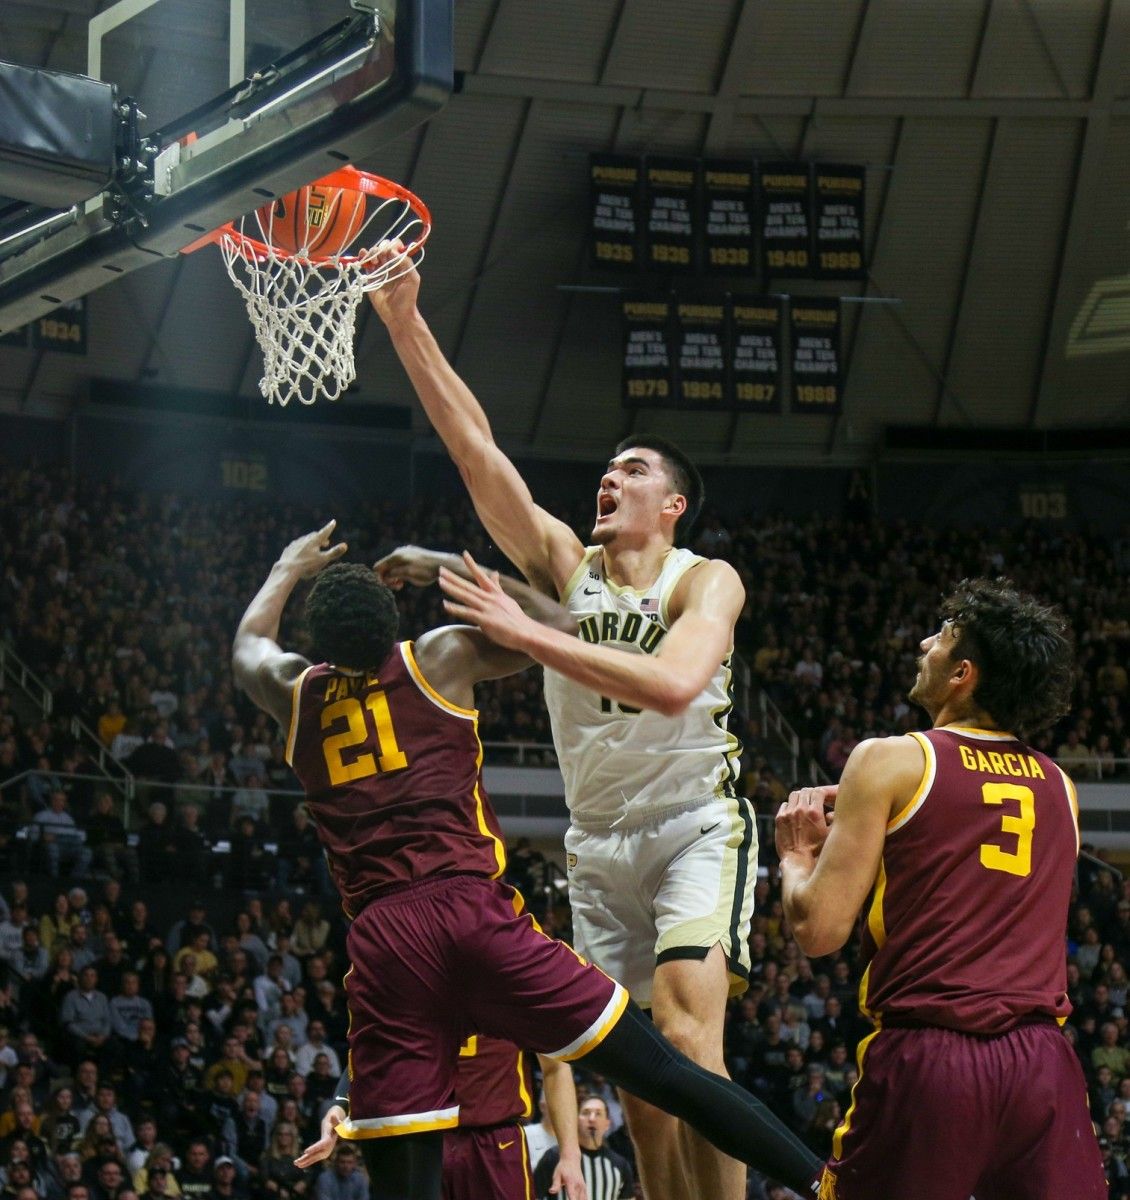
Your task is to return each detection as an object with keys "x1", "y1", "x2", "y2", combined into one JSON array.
[{"x1": 370, "y1": 245, "x2": 751, "y2": 1200}]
